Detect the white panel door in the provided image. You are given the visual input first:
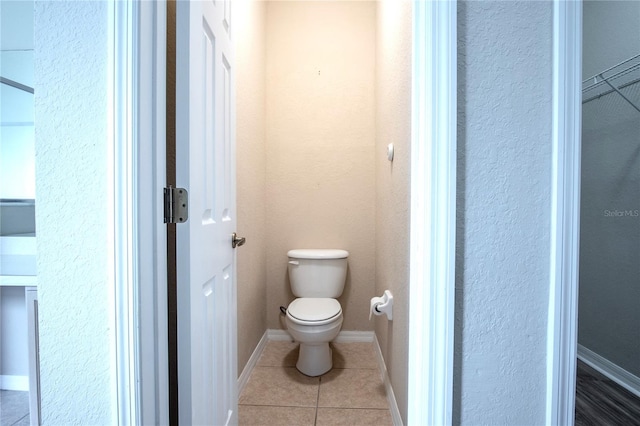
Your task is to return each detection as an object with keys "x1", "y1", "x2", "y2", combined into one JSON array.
[{"x1": 176, "y1": 0, "x2": 237, "y2": 424}]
